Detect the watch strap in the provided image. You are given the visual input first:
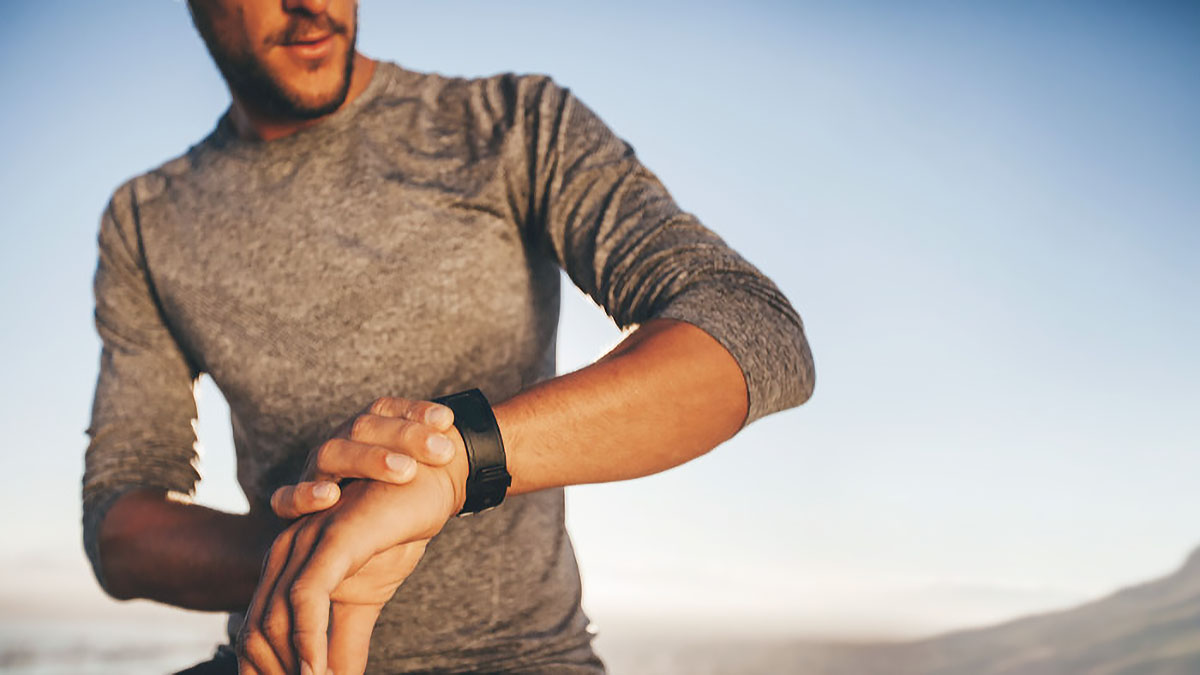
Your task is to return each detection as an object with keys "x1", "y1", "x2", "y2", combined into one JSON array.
[{"x1": 431, "y1": 388, "x2": 511, "y2": 515}]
